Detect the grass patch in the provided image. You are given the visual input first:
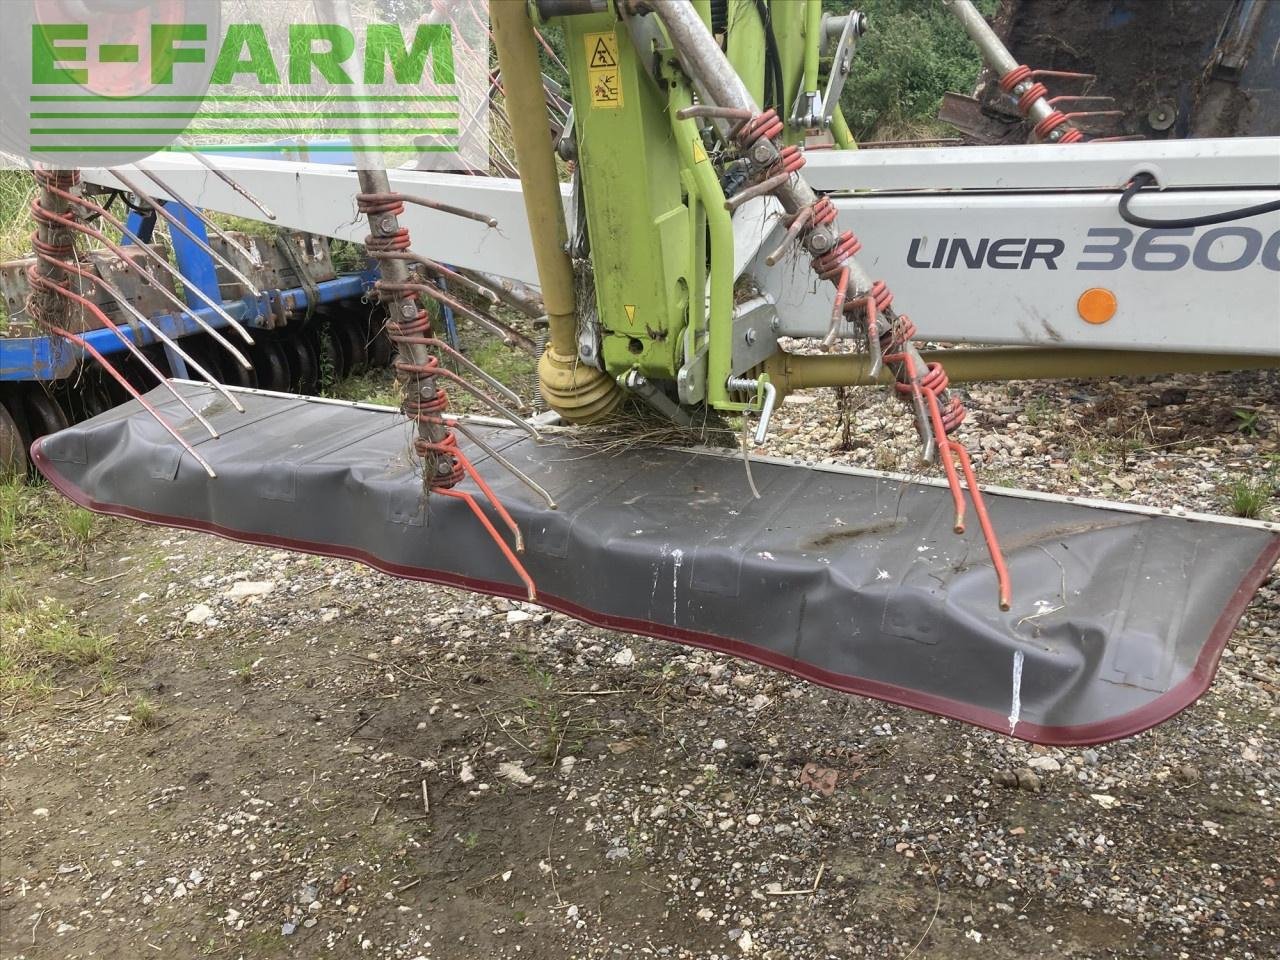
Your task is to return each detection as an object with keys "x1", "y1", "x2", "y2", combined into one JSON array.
[
  {"x1": 439, "y1": 334, "x2": 537, "y2": 416},
  {"x1": 233, "y1": 655, "x2": 258, "y2": 685},
  {"x1": 326, "y1": 318, "x2": 537, "y2": 415},
  {"x1": 470, "y1": 338, "x2": 535, "y2": 382},
  {"x1": 0, "y1": 171, "x2": 36, "y2": 261},
  {"x1": 1224, "y1": 464, "x2": 1278, "y2": 519},
  {"x1": 0, "y1": 170, "x2": 37, "y2": 330},
  {"x1": 128, "y1": 695, "x2": 162, "y2": 732},
  {"x1": 0, "y1": 594, "x2": 114, "y2": 703},
  {"x1": 1, "y1": 476, "x2": 102, "y2": 567},
  {"x1": 329, "y1": 367, "x2": 402, "y2": 408},
  {"x1": 1023, "y1": 395, "x2": 1054, "y2": 428}
]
